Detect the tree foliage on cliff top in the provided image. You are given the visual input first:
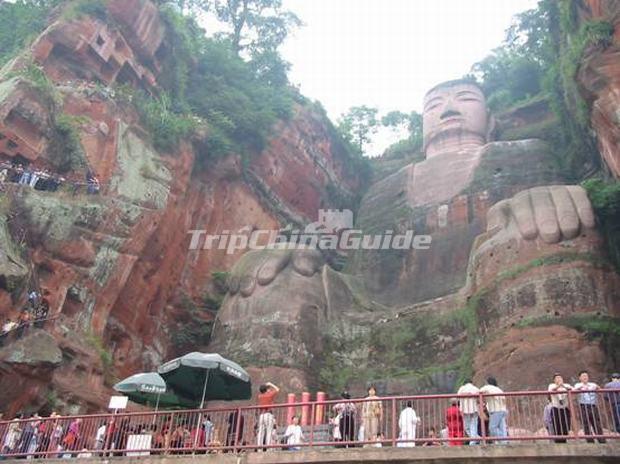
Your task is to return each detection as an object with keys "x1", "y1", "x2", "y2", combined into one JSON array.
[
  {"x1": 152, "y1": 4, "x2": 298, "y2": 160},
  {"x1": 471, "y1": 0, "x2": 613, "y2": 177},
  {"x1": 0, "y1": 0, "x2": 62, "y2": 66}
]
